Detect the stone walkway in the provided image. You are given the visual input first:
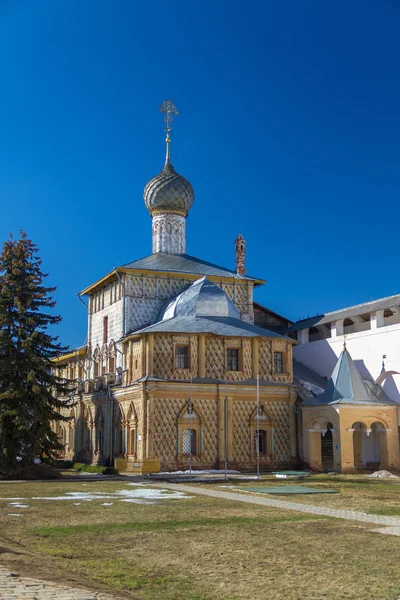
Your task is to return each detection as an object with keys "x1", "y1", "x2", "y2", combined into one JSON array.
[
  {"x1": 0, "y1": 565, "x2": 118, "y2": 600},
  {"x1": 160, "y1": 482, "x2": 400, "y2": 536}
]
